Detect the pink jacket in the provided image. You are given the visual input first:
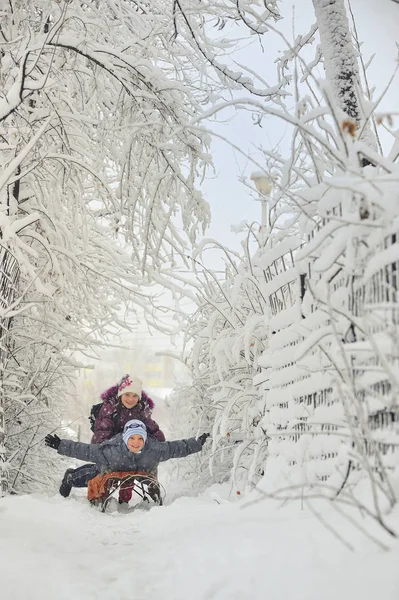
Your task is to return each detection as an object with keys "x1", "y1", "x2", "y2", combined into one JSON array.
[{"x1": 91, "y1": 391, "x2": 165, "y2": 444}]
